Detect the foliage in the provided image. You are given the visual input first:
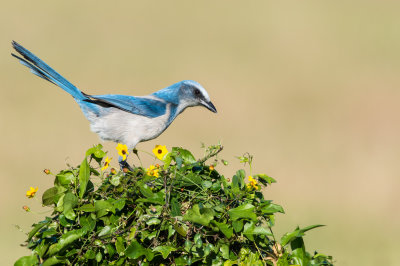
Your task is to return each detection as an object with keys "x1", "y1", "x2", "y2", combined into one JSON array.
[{"x1": 15, "y1": 144, "x2": 333, "y2": 265}]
